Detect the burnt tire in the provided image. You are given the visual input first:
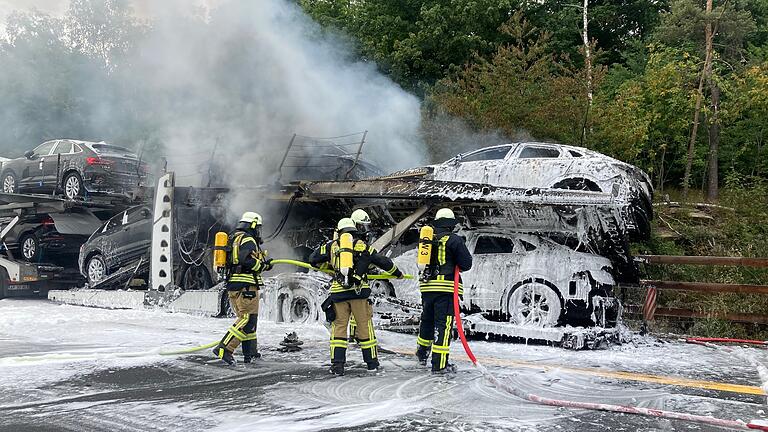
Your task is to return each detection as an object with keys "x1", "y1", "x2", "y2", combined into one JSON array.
[
  {"x1": 63, "y1": 172, "x2": 83, "y2": 200},
  {"x1": 2, "y1": 172, "x2": 16, "y2": 194},
  {"x1": 179, "y1": 264, "x2": 212, "y2": 291},
  {"x1": 86, "y1": 254, "x2": 108, "y2": 286},
  {"x1": 19, "y1": 234, "x2": 40, "y2": 262}
]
